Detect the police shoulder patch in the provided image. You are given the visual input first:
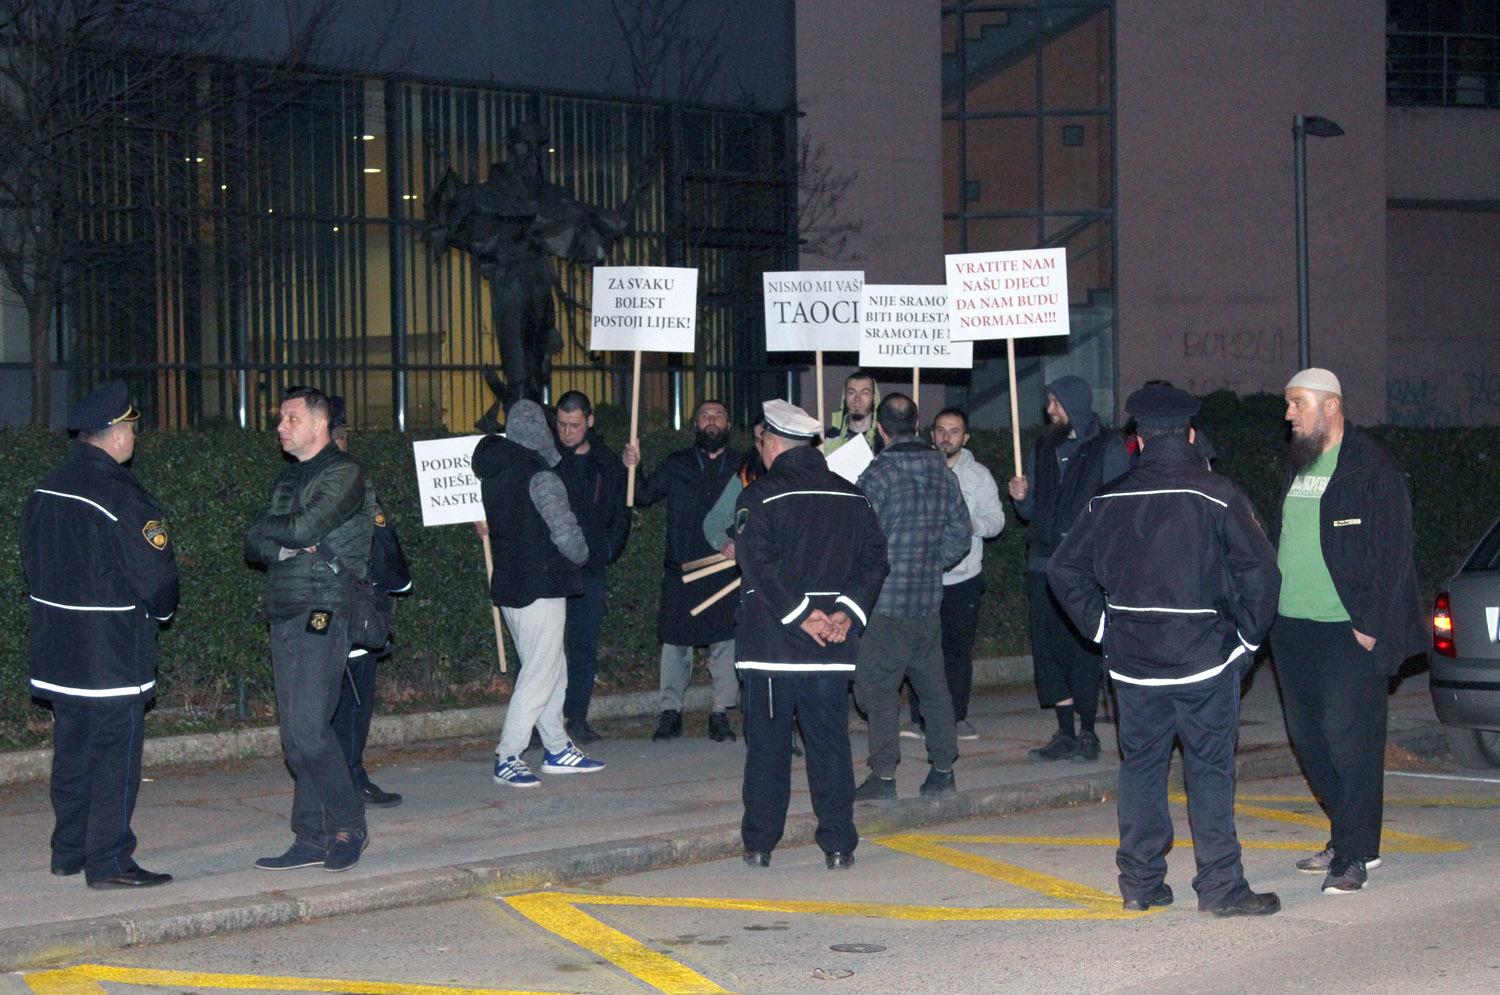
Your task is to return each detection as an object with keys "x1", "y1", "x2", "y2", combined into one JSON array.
[
  {"x1": 735, "y1": 507, "x2": 749, "y2": 534},
  {"x1": 142, "y1": 520, "x2": 169, "y2": 551}
]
